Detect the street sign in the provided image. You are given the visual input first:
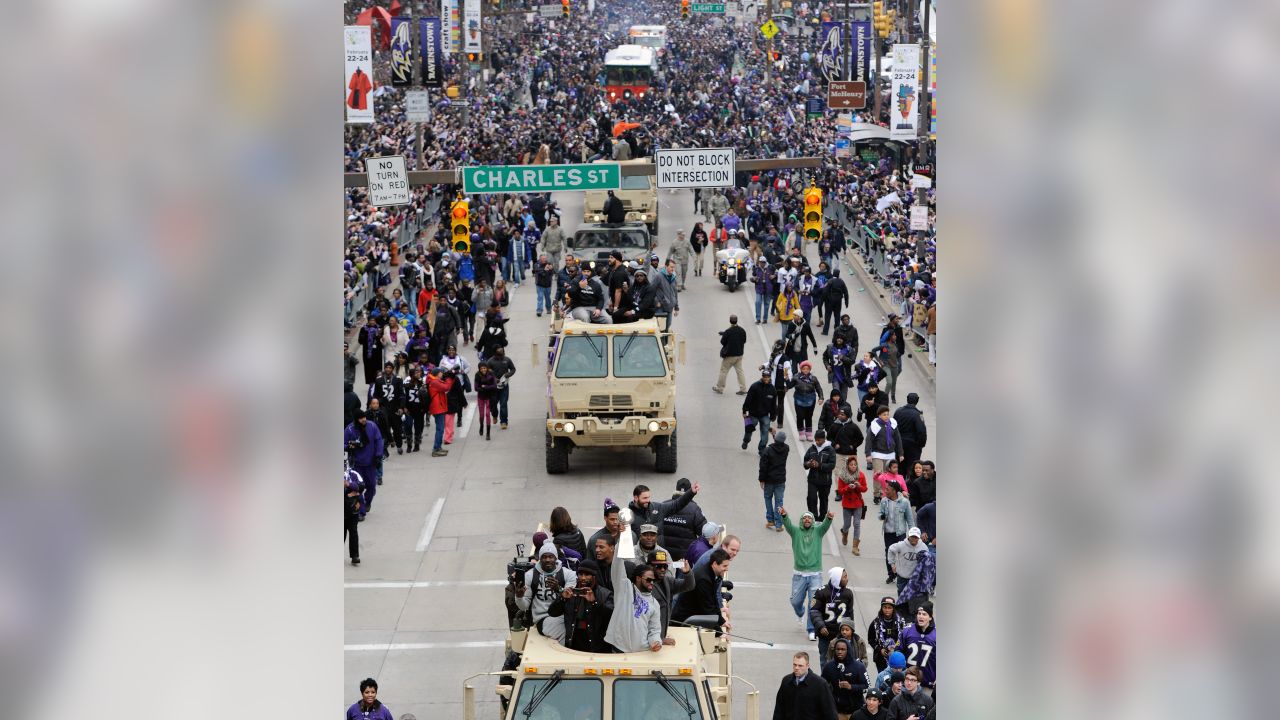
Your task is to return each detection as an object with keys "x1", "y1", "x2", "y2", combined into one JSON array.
[
  {"x1": 654, "y1": 147, "x2": 736, "y2": 188},
  {"x1": 405, "y1": 90, "x2": 432, "y2": 122},
  {"x1": 828, "y1": 80, "x2": 867, "y2": 110},
  {"x1": 691, "y1": 2, "x2": 726, "y2": 11},
  {"x1": 759, "y1": 19, "x2": 779, "y2": 38},
  {"x1": 805, "y1": 98, "x2": 825, "y2": 117},
  {"x1": 538, "y1": 4, "x2": 561, "y2": 17},
  {"x1": 834, "y1": 138, "x2": 851, "y2": 158},
  {"x1": 910, "y1": 205, "x2": 929, "y2": 231},
  {"x1": 461, "y1": 163, "x2": 620, "y2": 194},
  {"x1": 365, "y1": 155, "x2": 410, "y2": 206}
]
